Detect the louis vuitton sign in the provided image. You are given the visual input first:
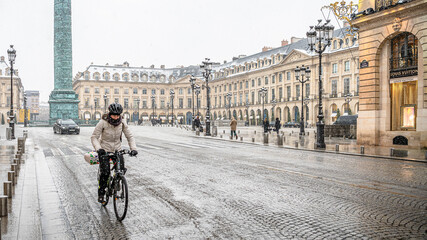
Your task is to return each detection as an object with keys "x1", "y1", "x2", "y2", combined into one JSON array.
[{"x1": 390, "y1": 69, "x2": 418, "y2": 79}]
